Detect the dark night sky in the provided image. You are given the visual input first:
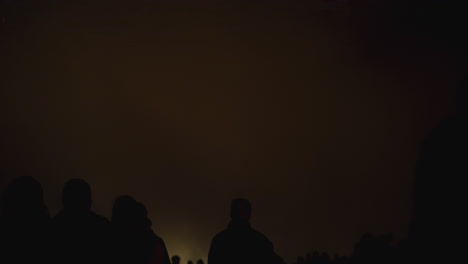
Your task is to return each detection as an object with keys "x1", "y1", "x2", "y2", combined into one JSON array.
[{"x1": 1, "y1": 0, "x2": 467, "y2": 262}]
